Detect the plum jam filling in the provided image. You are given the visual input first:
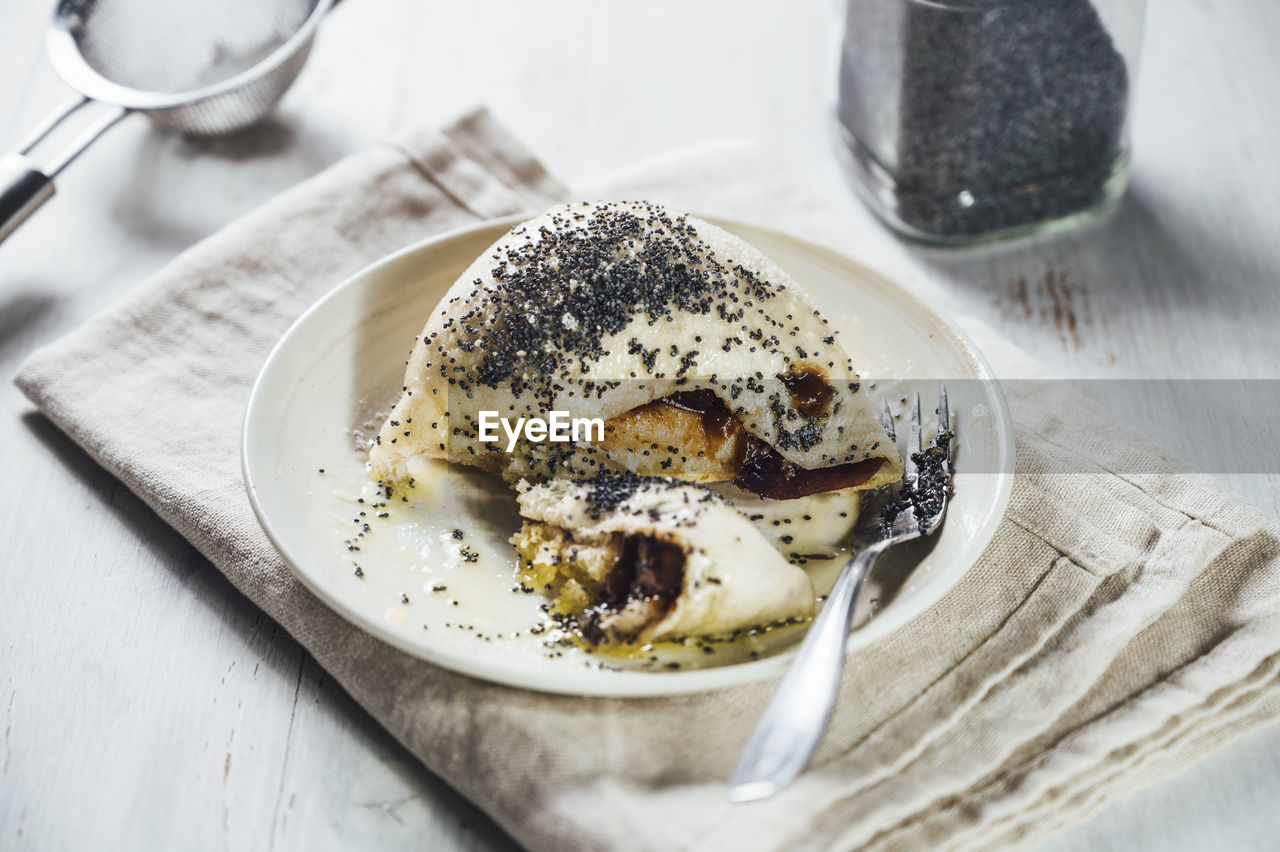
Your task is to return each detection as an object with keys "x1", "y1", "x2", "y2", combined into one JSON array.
[
  {"x1": 583, "y1": 533, "x2": 686, "y2": 643},
  {"x1": 662, "y1": 388, "x2": 738, "y2": 443},
  {"x1": 603, "y1": 534, "x2": 686, "y2": 611},
  {"x1": 657, "y1": 380, "x2": 884, "y2": 499},
  {"x1": 734, "y1": 441, "x2": 885, "y2": 500},
  {"x1": 779, "y1": 367, "x2": 834, "y2": 418}
]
